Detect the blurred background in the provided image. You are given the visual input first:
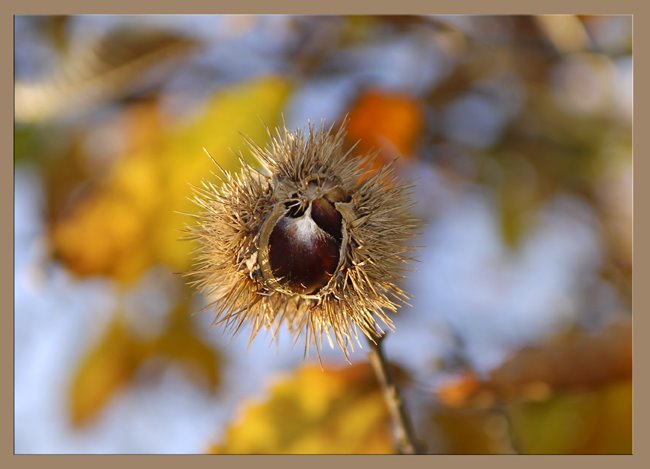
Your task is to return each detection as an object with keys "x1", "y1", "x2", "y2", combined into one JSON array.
[{"x1": 14, "y1": 15, "x2": 632, "y2": 454}]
